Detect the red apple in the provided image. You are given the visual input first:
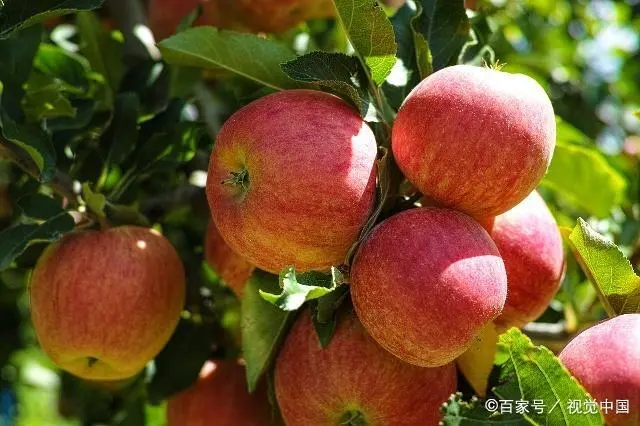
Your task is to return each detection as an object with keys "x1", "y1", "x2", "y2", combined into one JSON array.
[
  {"x1": 559, "y1": 314, "x2": 640, "y2": 426},
  {"x1": 149, "y1": 0, "x2": 334, "y2": 40},
  {"x1": 233, "y1": 0, "x2": 335, "y2": 33},
  {"x1": 351, "y1": 207, "x2": 507, "y2": 367},
  {"x1": 167, "y1": 360, "x2": 273, "y2": 426},
  {"x1": 207, "y1": 90, "x2": 377, "y2": 274},
  {"x1": 148, "y1": 0, "x2": 229, "y2": 40},
  {"x1": 30, "y1": 227, "x2": 185, "y2": 380},
  {"x1": 275, "y1": 310, "x2": 457, "y2": 425},
  {"x1": 487, "y1": 191, "x2": 565, "y2": 329},
  {"x1": 204, "y1": 221, "x2": 254, "y2": 298},
  {"x1": 392, "y1": 64, "x2": 556, "y2": 219}
]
